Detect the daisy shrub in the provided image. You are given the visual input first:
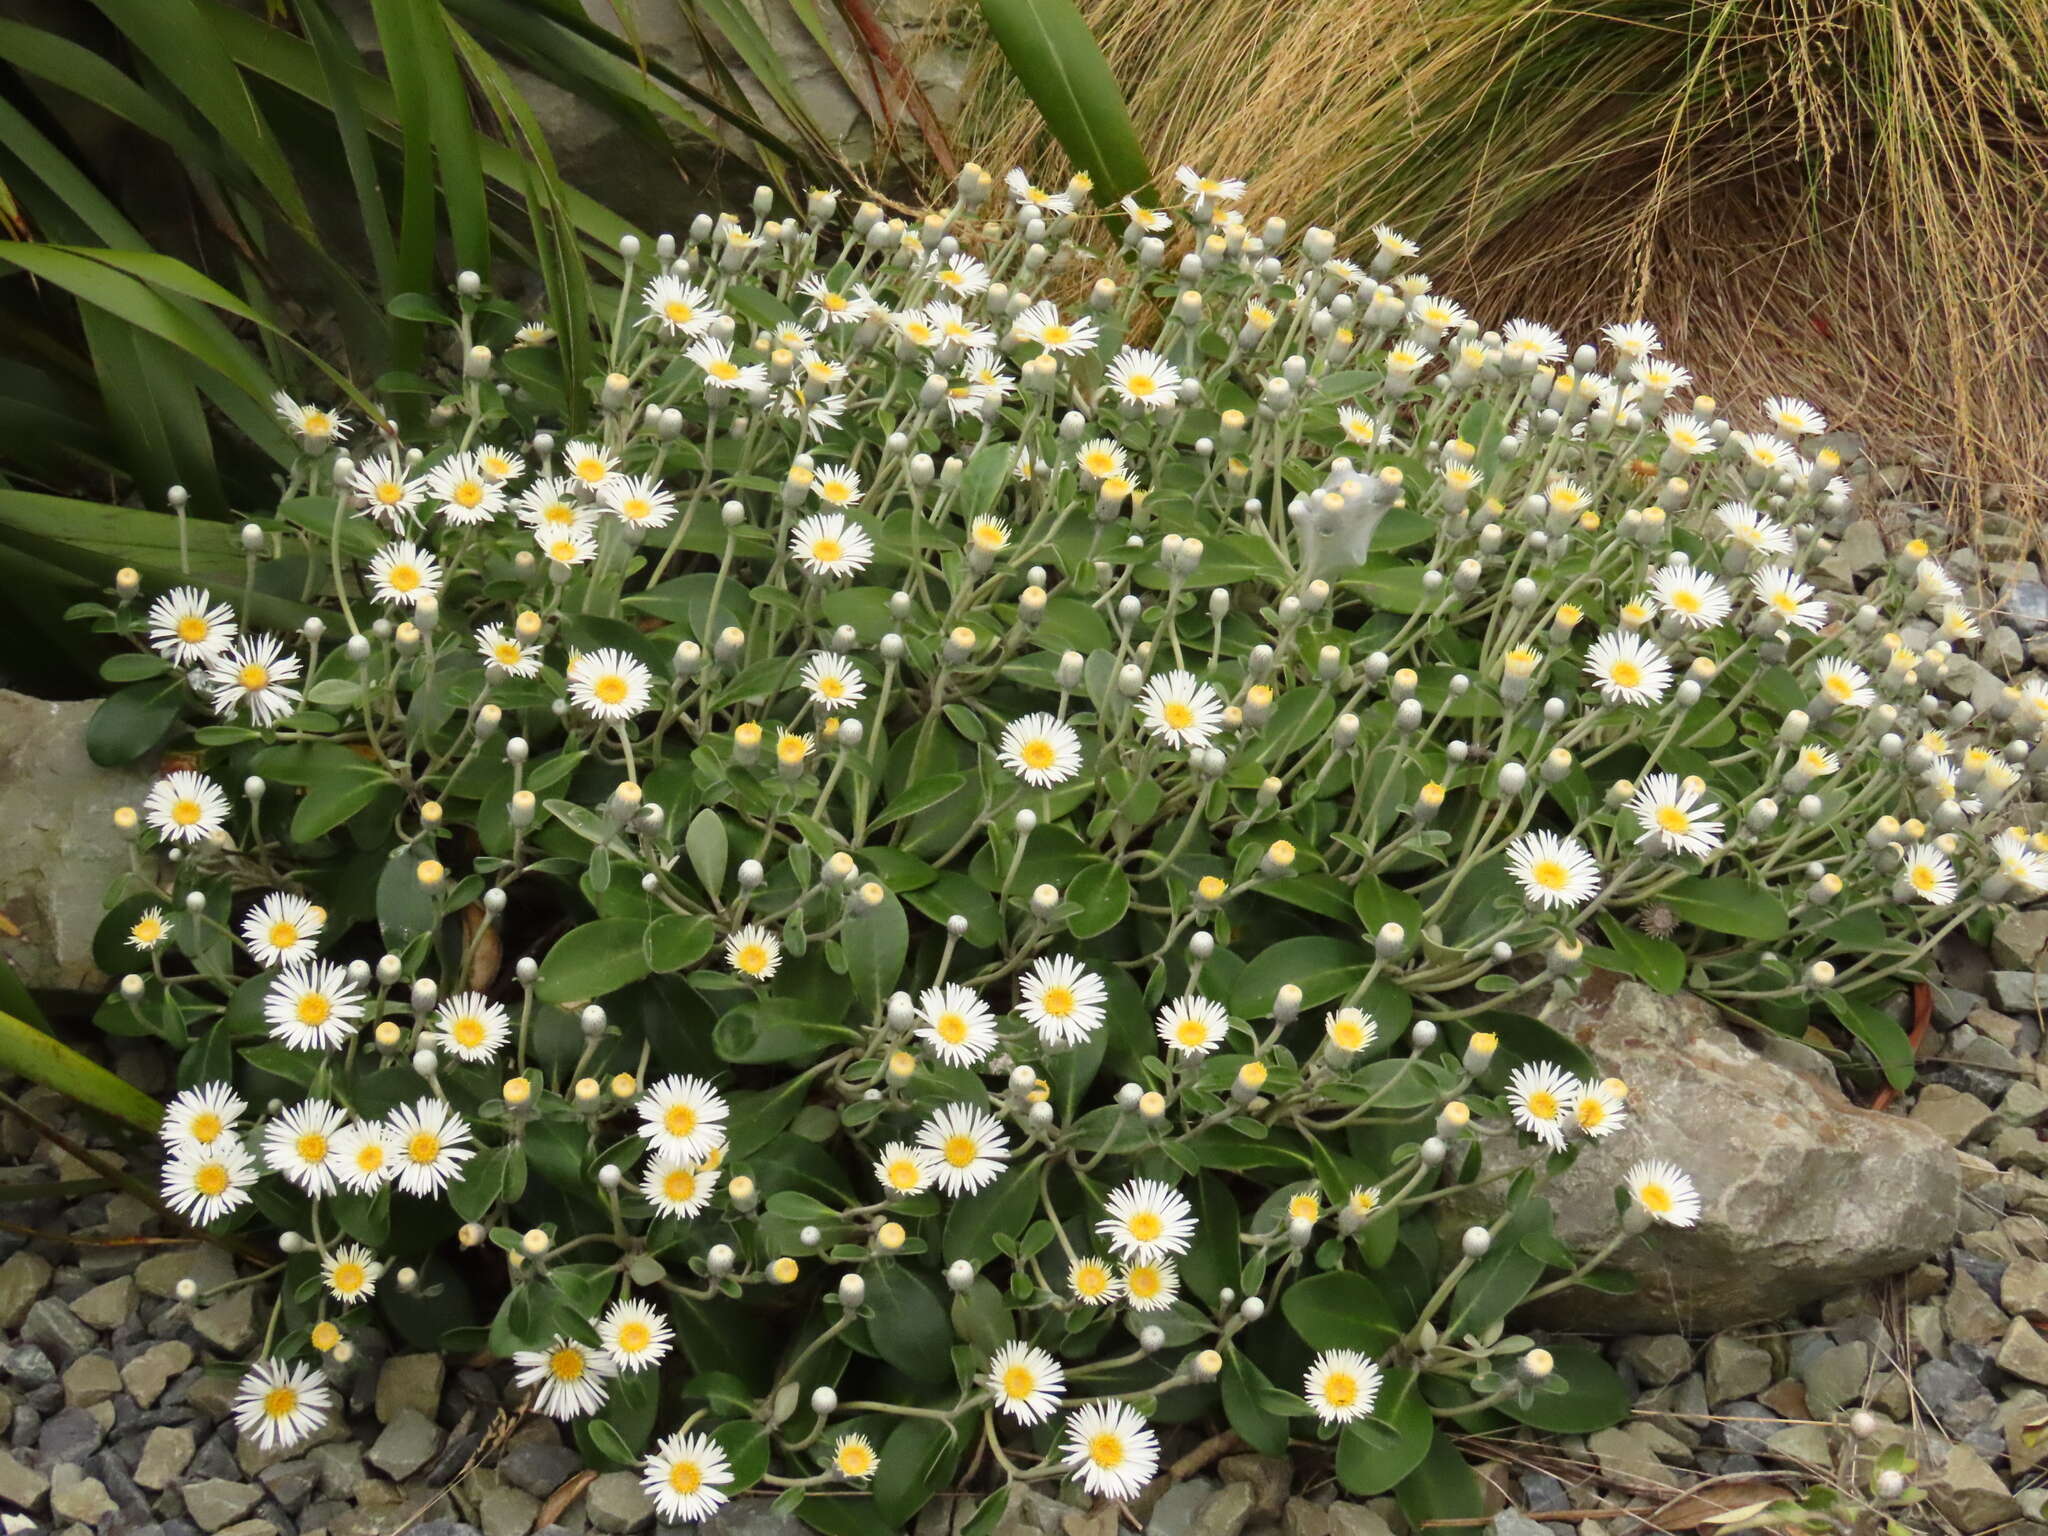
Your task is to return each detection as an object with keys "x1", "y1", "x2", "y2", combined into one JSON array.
[{"x1": 72, "y1": 162, "x2": 2041, "y2": 1526}]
